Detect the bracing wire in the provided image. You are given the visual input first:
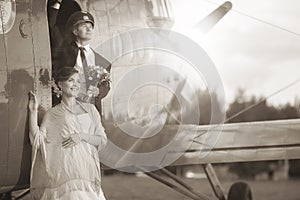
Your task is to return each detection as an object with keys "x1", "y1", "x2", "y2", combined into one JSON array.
[
  {"x1": 191, "y1": 0, "x2": 300, "y2": 140},
  {"x1": 225, "y1": 77, "x2": 300, "y2": 123},
  {"x1": 193, "y1": 77, "x2": 300, "y2": 139}
]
